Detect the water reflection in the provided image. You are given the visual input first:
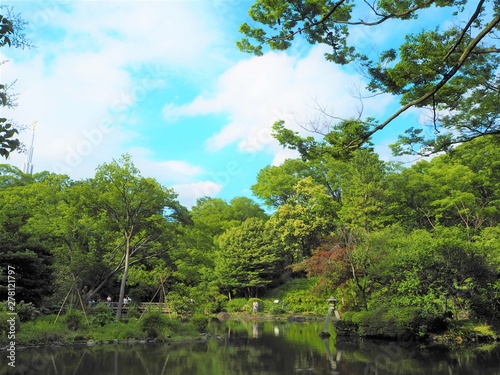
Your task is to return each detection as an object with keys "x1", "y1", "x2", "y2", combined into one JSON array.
[{"x1": 1, "y1": 320, "x2": 499, "y2": 375}]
